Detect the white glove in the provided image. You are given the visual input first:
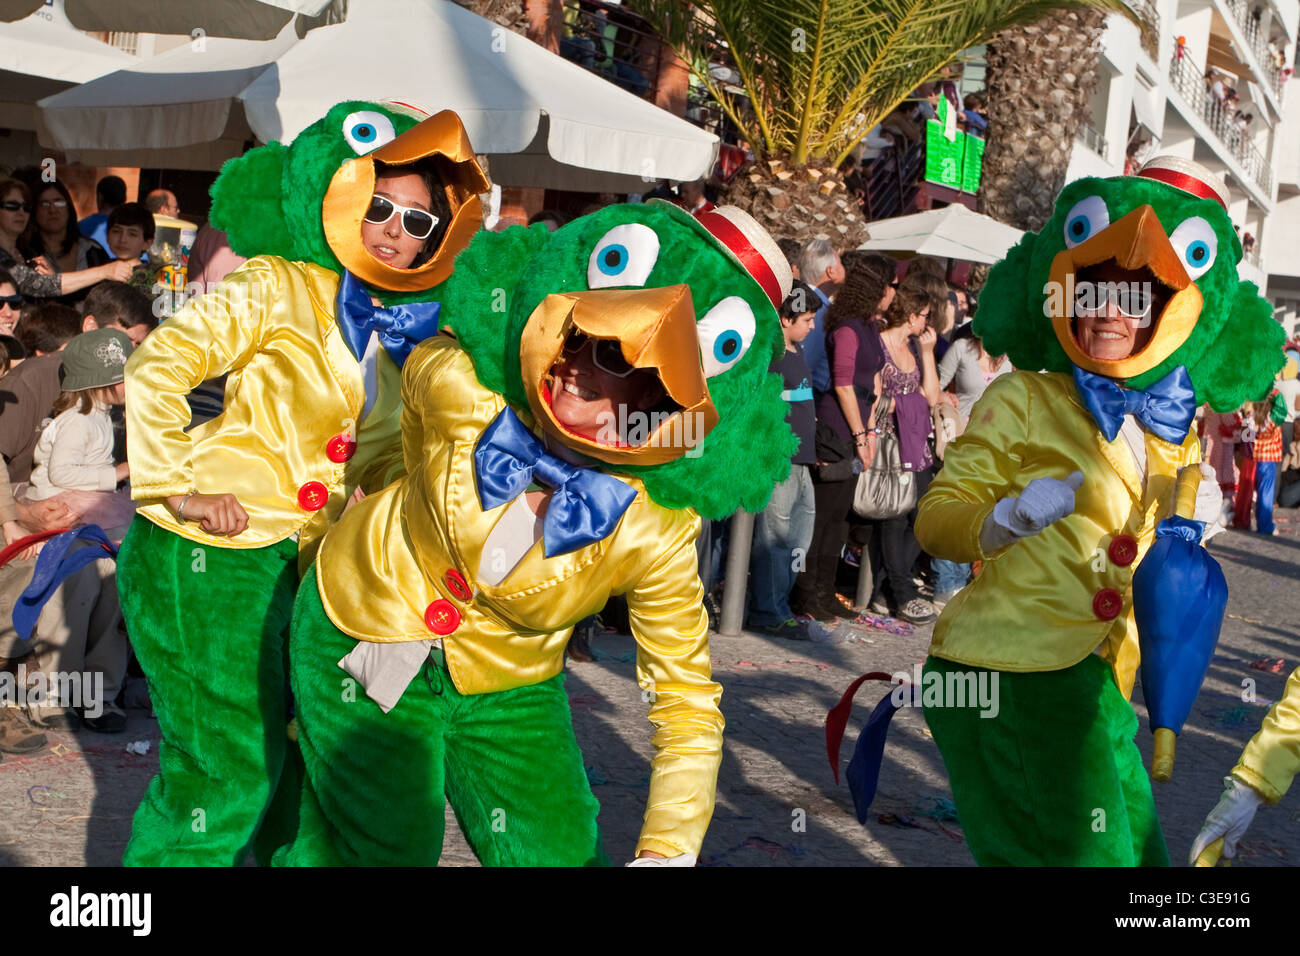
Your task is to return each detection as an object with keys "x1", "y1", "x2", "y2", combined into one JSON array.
[
  {"x1": 992, "y1": 470, "x2": 1085, "y2": 537},
  {"x1": 1185, "y1": 463, "x2": 1225, "y2": 543},
  {"x1": 1189, "y1": 775, "x2": 1265, "y2": 865},
  {"x1": 625, "y1": 852, "x2": 698, "y2": 867}
]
